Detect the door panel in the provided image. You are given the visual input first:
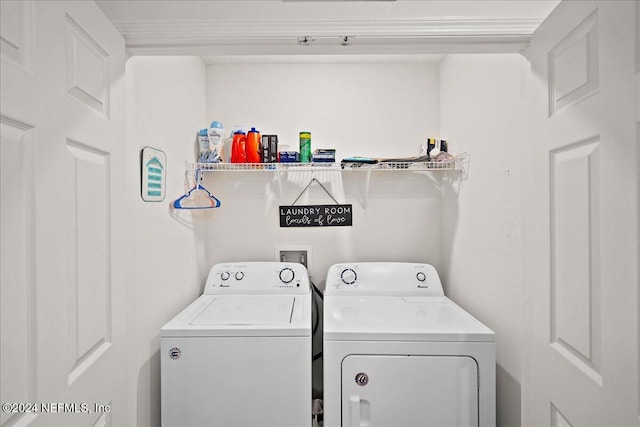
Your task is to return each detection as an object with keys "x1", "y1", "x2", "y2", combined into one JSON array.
[
  {"x1": 524, "y1": 1, "x2": 638, "y2": 425},
  {"x1": 0, "y1": 117, "x2": 36, "y2": 427},
  {"x1": 341, "y1": 355, "x2": 478, "y2": 427},
  {"x1": 550, "y1": 137, "x2": 602, "y2": 384},
  {"x1": 0, "y1": 0, "x2": 34, "y2": 74},
  {"x1": 0, "y1": 1, "x2": 129, "y2": 426}
]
